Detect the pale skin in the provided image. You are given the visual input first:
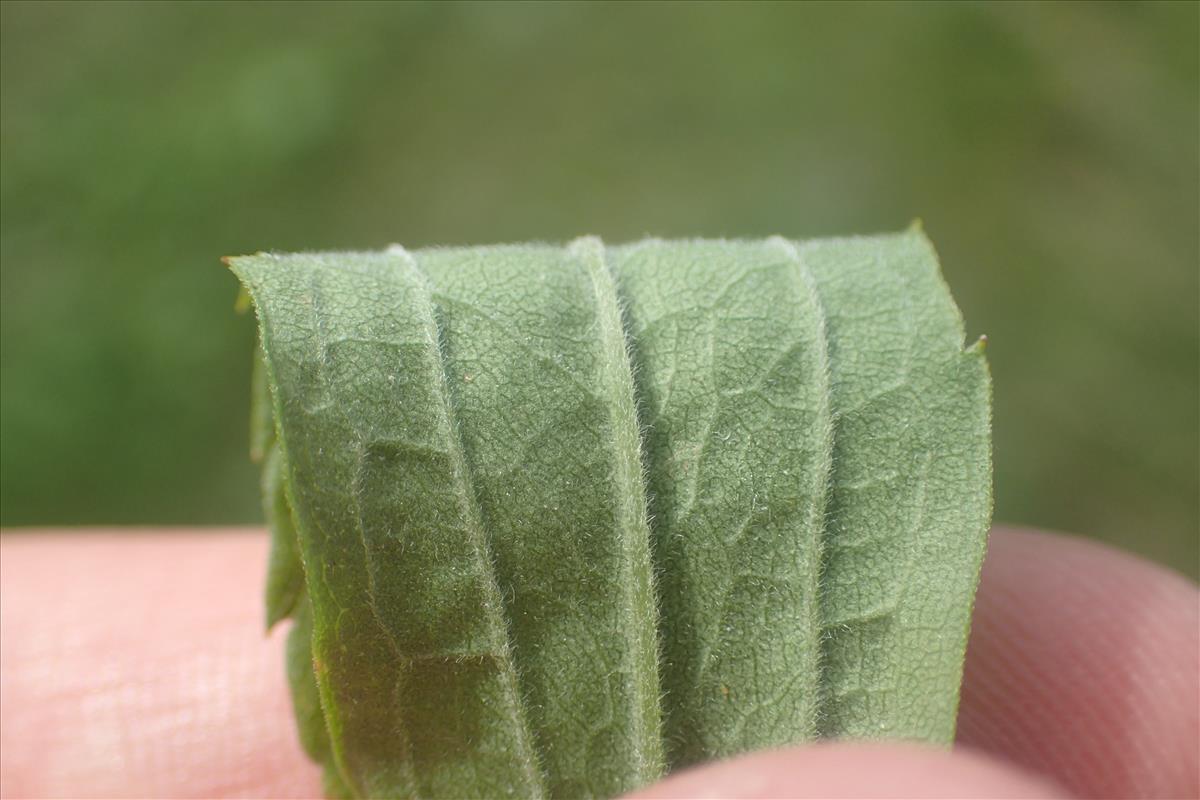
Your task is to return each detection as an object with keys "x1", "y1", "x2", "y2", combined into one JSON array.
[{"x1": 1, "y1": 528, "x2": 1196, "y2": 799}]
